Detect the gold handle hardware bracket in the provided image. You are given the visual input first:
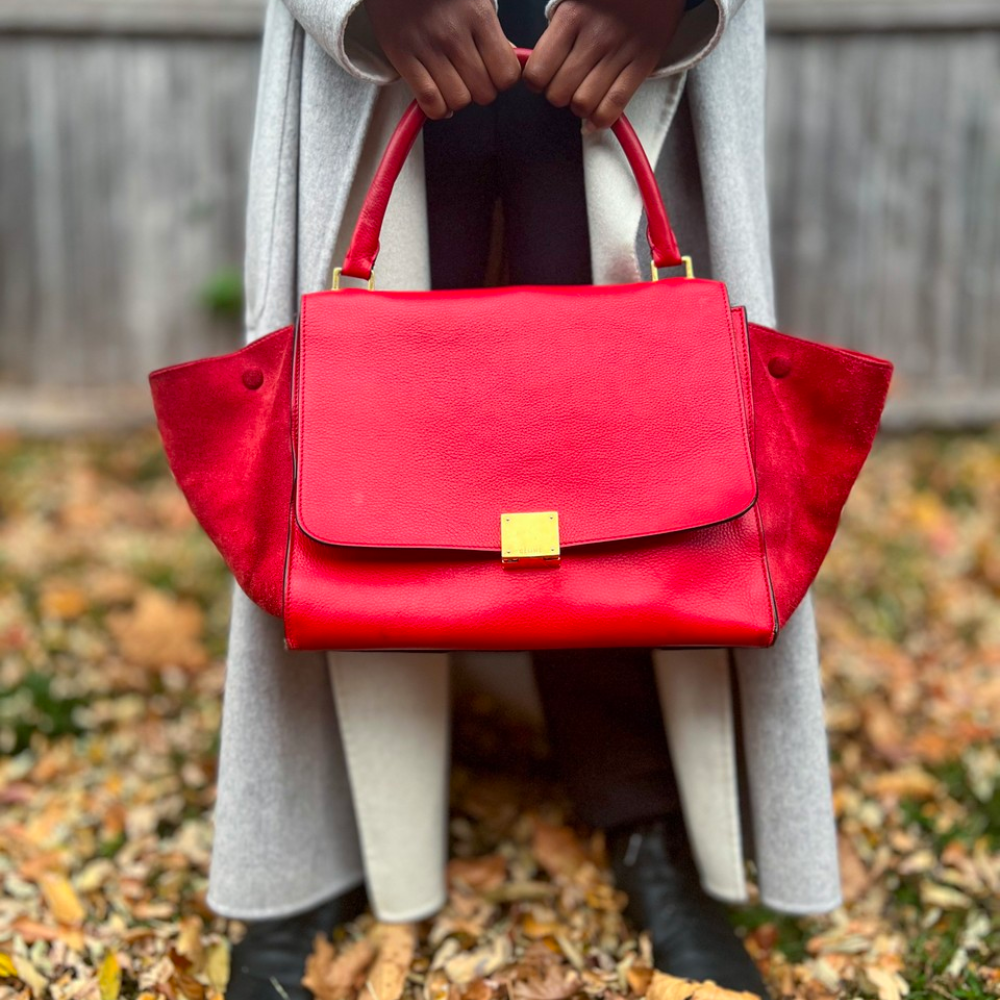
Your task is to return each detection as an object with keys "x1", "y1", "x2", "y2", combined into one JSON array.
[
  {"x1": 501, "y1": 511, "x2": 561, "y2": 568},
  {"x1": 332, "y1": 266, "x2": 376, "y2": 291},
  {"x1": 650, "y1": 255, "x2": 694, "y2": 282}
]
